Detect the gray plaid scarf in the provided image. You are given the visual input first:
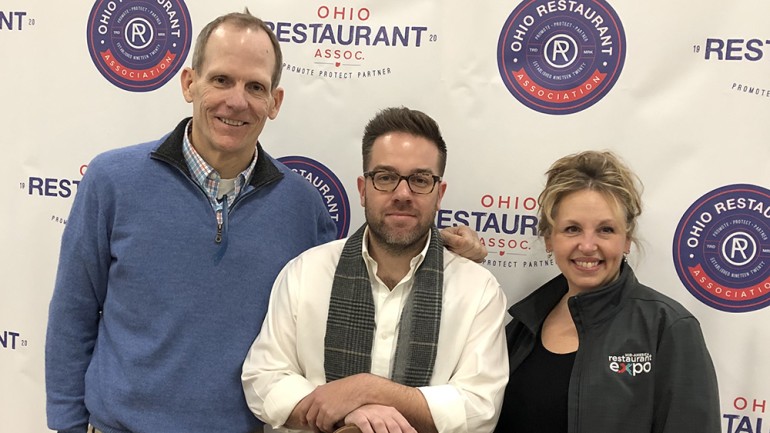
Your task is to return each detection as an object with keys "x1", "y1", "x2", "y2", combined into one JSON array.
[{"x1": 324, "y1": 223, "x2": 443, "y2": 387}]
